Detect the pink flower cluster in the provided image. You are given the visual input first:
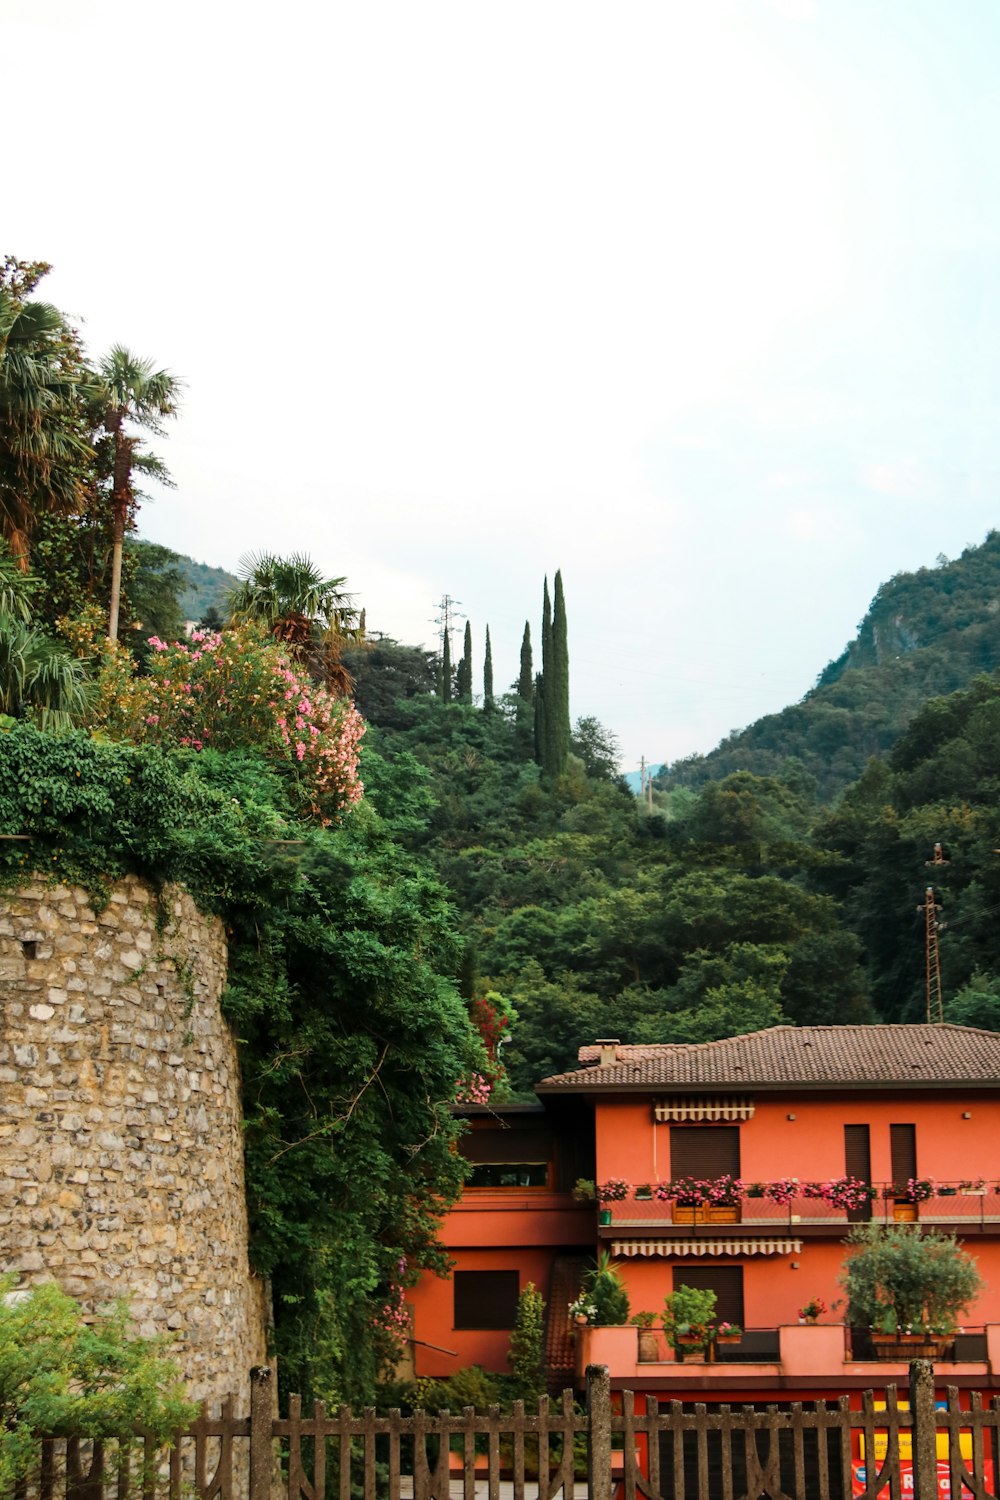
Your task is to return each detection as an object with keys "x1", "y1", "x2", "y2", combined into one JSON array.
[
  {"x1": 106, "y1": 626, "x2": 365, "y2": 820},
  {"x1": 455, "y1": 1072, "x2": 493, "y2": 1105}
]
